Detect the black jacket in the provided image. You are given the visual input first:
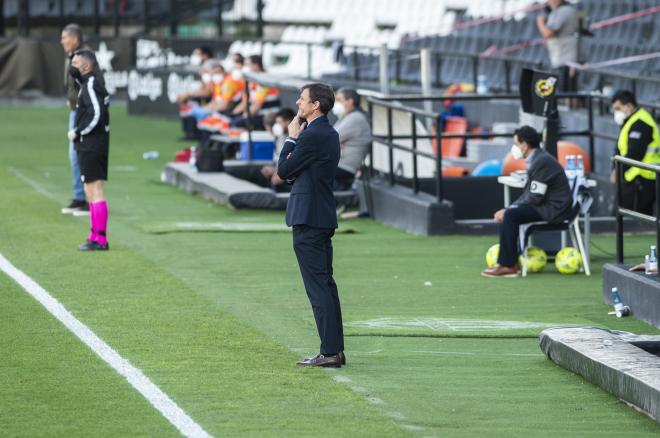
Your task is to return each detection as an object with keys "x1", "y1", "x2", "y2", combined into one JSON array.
[
  {"x1": 514, "y1": 148, "x2": 572, "y2": 223},
  {"x1": 277, "y1": 116, "x2": 340, "y2": 229},
  {"x1": 73, "y1": 72, "x2": 110, "y2": 154}
]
